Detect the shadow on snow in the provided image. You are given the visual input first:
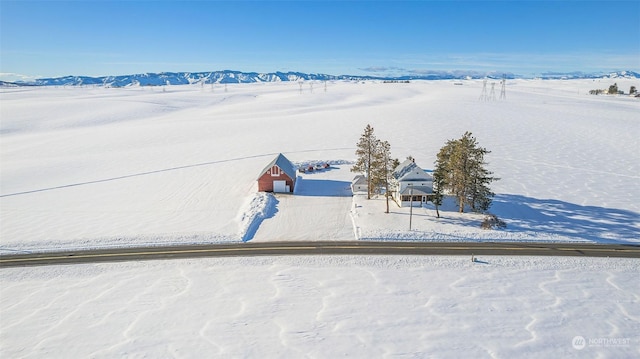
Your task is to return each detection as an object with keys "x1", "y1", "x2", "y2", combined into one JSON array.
[
  {"x1": 491, "y1": 194, "x2": 640, "y2": 243},
  {"x1": 242, "y1": 194, "x2": 279, "y2": 242},
  {"x1": 294, "y1": 178, "x2": 353, "y2": 197}
]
